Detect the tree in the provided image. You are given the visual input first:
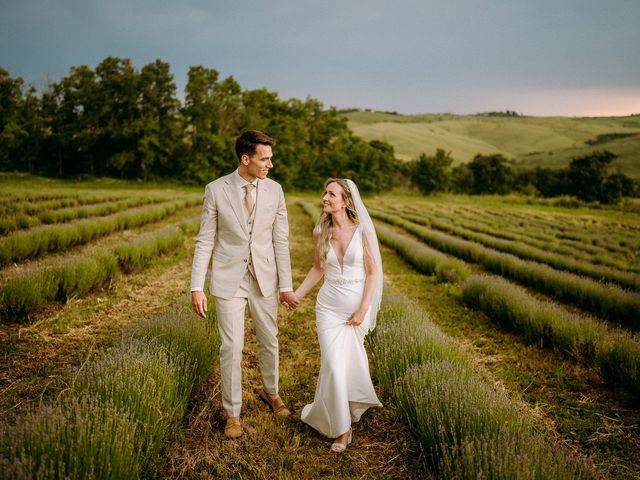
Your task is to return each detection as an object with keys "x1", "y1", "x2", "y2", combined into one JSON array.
[
  {"x1": 410, "y1": 149, "x2": 453, "y2": 195},
  {"x1": 0, "y1": 58, "x2": 401, "y2": 192},
  {"x1": 514, "y1": 167, "x2": 569, "y2": 198},
  {"x1": 450, "y1": 164, "x2": 474, "y2": 193},
  {"x1": 567, "y1": 150, "x2": 617, "y2": 202},
  {"x1": 467, "y1": 154, "x2": 512, "y2": 194},
  {"x1": 0, "y1": 68, "x2": 40, "y2": 172},
  {"x1": 180, "y1": 66, "x2": 237, "y2": 183},
  {"x1": 50, "y1": 65, "x2": 99, "y2": 176},
  {"x1": 601, "y1": 173, "x2": 637, "y2": 203},
  {"x1": 137, "y1": 60, "x2": 180, "y2": 179},
  {"x1": 92, "y1": 57, "x2": 142, "y2": 178}
]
